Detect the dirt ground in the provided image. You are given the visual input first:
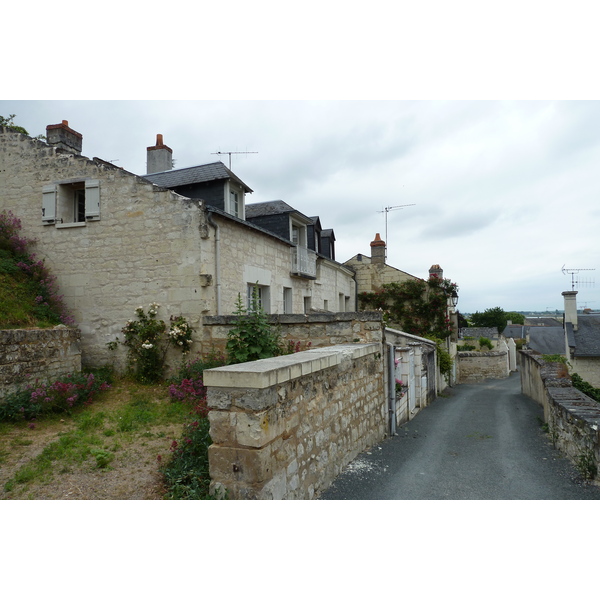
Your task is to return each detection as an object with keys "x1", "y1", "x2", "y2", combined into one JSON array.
[{"x1": 0, "y1": 382, "x2": 186, "y2": 500}]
